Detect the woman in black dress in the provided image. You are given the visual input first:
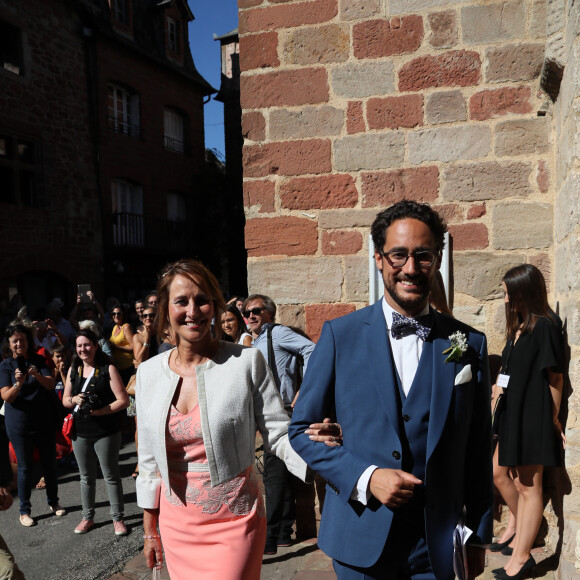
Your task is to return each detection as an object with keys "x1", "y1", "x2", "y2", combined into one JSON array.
[{"x1": 493, "y1": 265, "x2": 566, "y2": 580}]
